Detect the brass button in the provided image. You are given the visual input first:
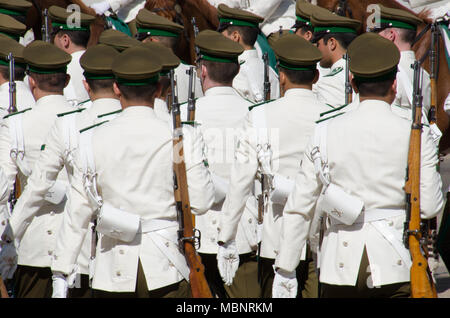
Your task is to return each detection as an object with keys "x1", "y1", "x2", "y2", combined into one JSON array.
[
  {"x1": 343, "y1": 241, "x2": 348, "y2": 247},
  {"x1": 339, "y1": 262, "x2": 344, "y2": 268}
]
